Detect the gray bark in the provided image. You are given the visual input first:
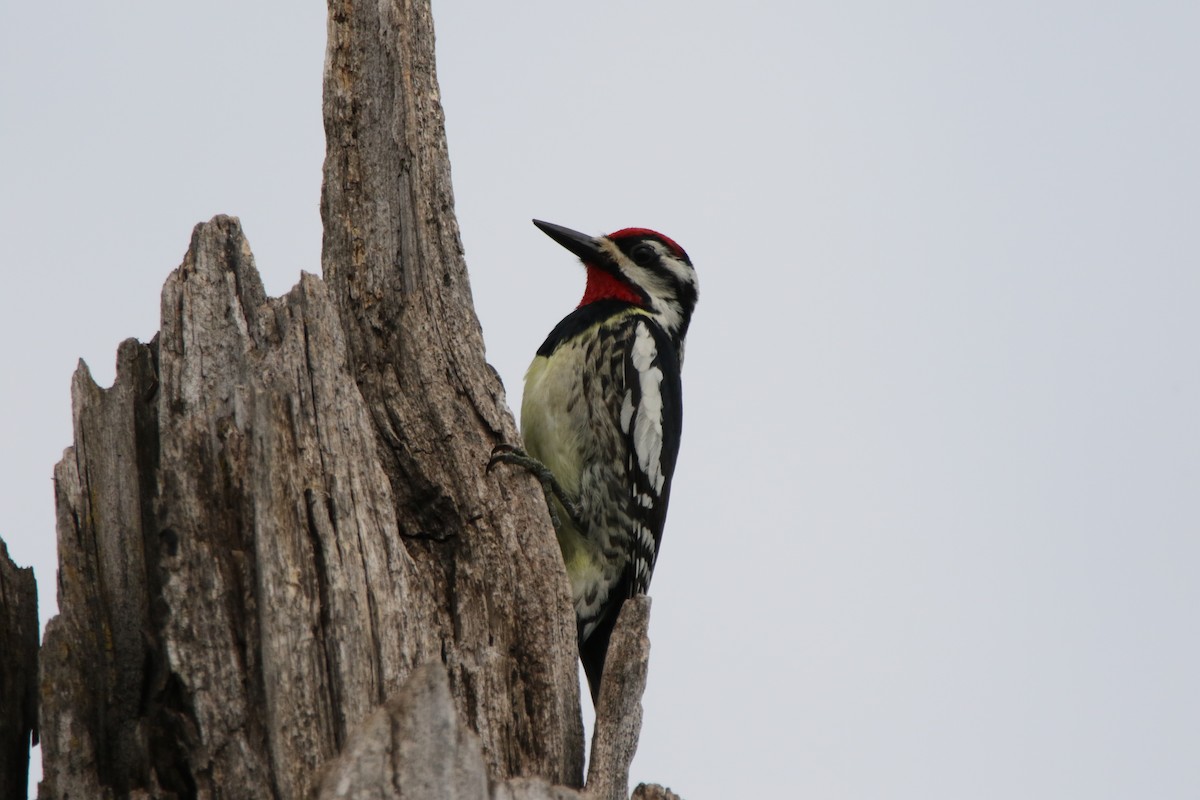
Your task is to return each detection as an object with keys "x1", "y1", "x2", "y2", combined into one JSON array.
[
  {"x1": 0, "y1": 539, "x2": 38, "y2": 799},
  {"x1": 584, "y1": 599, "x2": 651, "y2": 800},
  {"x1": 34, "y1": 0, "x2": 676, "y2": 797},
  {"x1": 315, "y1": 664, "x2": 490, "y2": 800},
  {"x1": 320, "y1": 0, "x2": 584, "y2": 782},
  {"x1": 313, "y1": 597, "x2": 663, "y2": 800}
]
